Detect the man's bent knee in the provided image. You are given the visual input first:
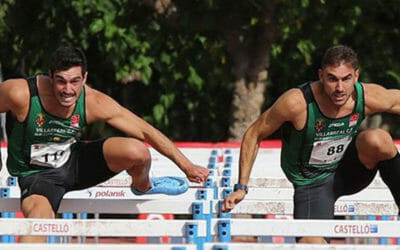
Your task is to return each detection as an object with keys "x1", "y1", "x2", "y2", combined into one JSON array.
[
  {"x1": 356, "y1": 129, "x2": 397, "y2": 169},
  {"x1": 124, "y1": 142, "x2": 151, "y2": 168},
  {"x1": 21, "y1": 194, "x2": 55, "y2": 219},
  {"x1": 104, "y1": 137, "x2": 151, "y2": 172}
]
